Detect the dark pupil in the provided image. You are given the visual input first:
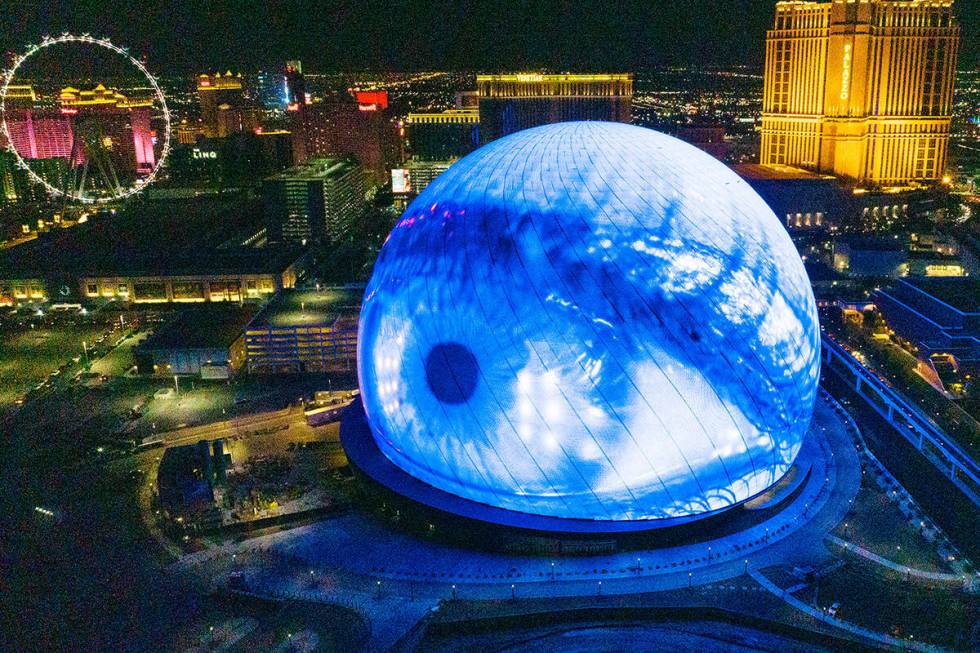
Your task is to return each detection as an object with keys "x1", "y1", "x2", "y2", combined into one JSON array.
[{"x1": 425, "y1": 342, "x2": 480, "y2": 404}]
